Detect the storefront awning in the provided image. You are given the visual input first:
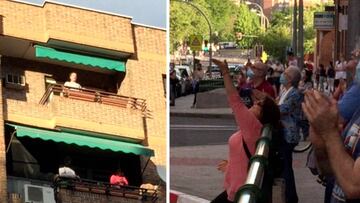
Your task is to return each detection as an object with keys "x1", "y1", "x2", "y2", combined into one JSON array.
[
  {"x1": 8, "y1": 124, "x2": 154, "y2": 157},
  {"x1": 35, "y1": 45, "x2": 125, "y2": 72}
]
